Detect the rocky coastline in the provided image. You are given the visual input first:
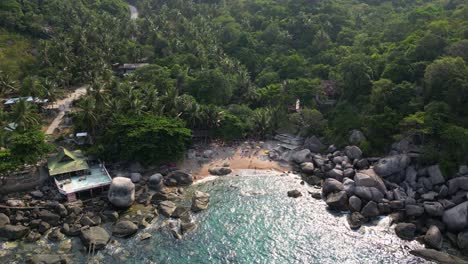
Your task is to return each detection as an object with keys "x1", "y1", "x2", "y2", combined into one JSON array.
[
  {"x1": 287, "y1": 136, "x2": 468, "y2": 263},
  {"x1": 1, "y1": 137, "x2": 468, "y2": 263}
]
